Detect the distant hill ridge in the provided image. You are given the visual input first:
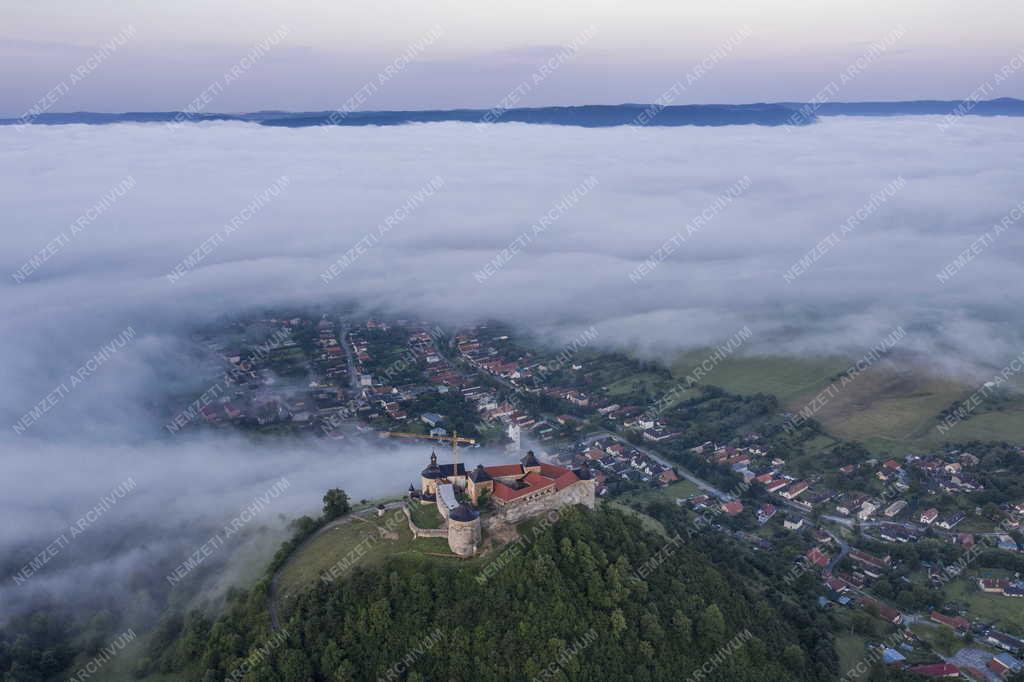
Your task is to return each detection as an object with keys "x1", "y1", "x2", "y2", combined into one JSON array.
[{"x1": 3, "y1": 98, "x2": 1023, "y2": 128}]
